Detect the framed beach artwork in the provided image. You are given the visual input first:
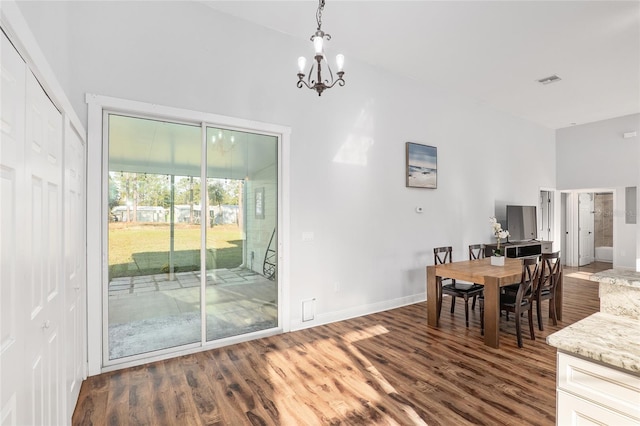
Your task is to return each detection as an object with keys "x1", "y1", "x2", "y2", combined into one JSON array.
[{"x1": 406, "y1": 142, "x2": 437, "y2": 188}]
